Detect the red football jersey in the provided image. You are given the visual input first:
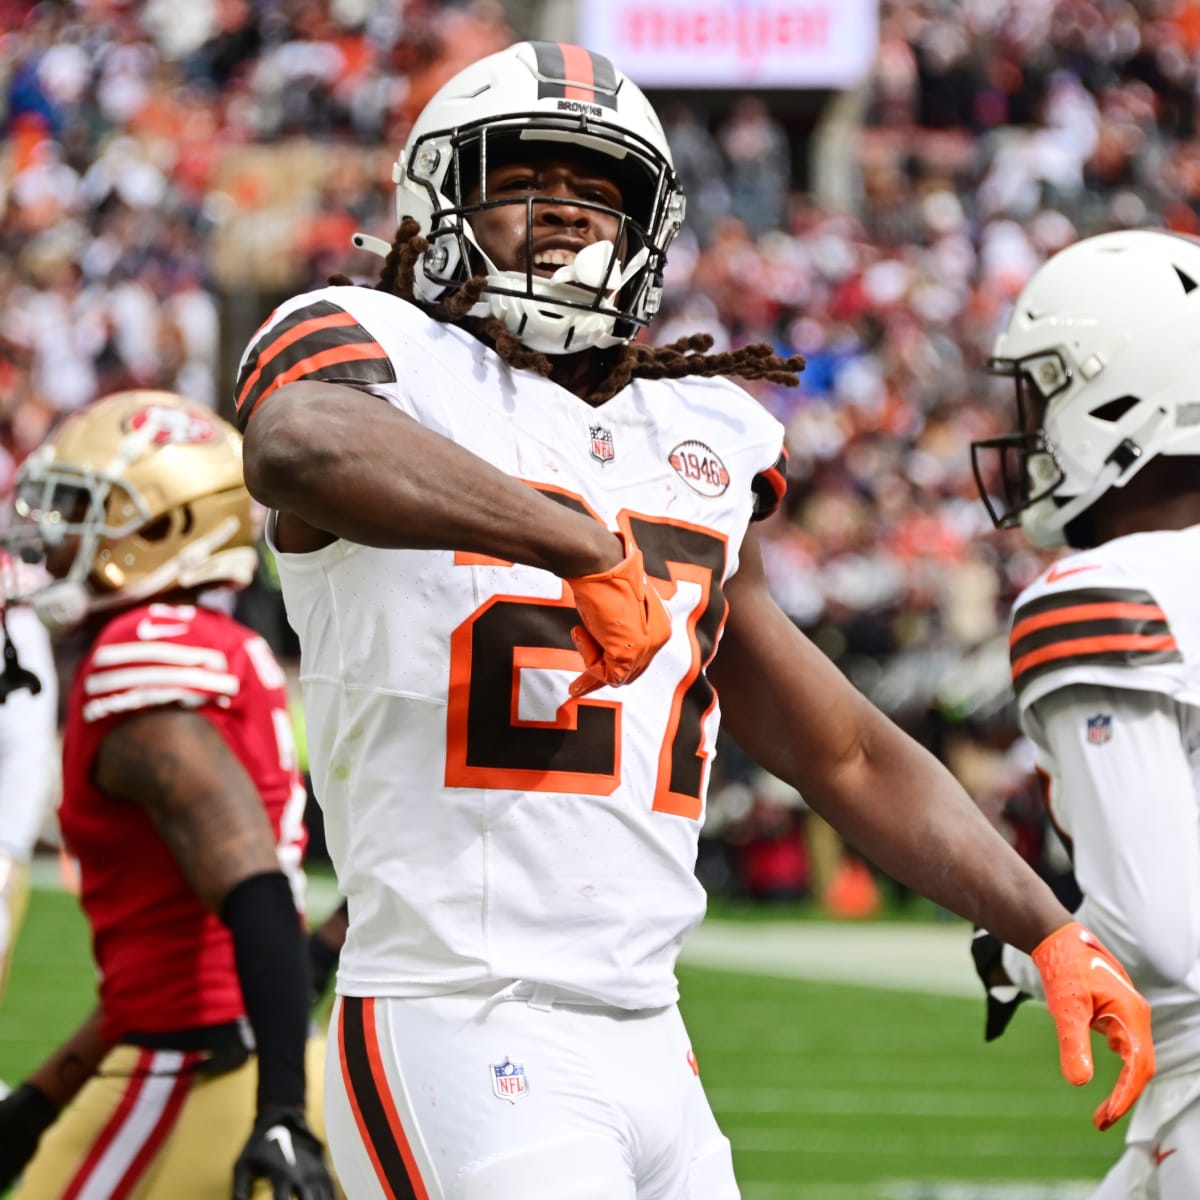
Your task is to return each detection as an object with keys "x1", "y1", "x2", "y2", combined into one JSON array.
[{"x1": 59, "y1": 601, "x2": 308, "y2": 1042}]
